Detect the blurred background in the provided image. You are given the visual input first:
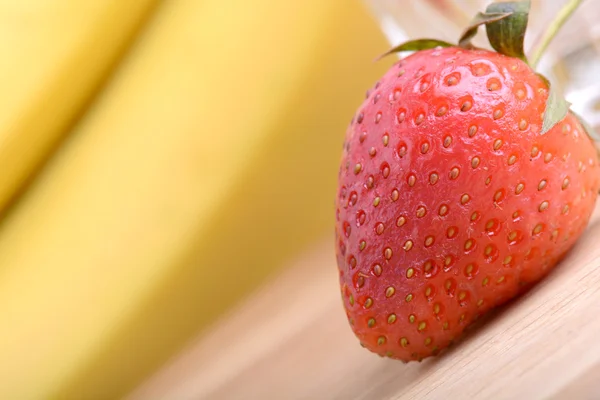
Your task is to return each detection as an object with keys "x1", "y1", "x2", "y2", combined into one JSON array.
[
  {"x1": 0, "y1": 0, "x2": 389, "y2": 398},
  {"x1": 0, "y1": 0, "x2": 598, "y2": 399}
]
